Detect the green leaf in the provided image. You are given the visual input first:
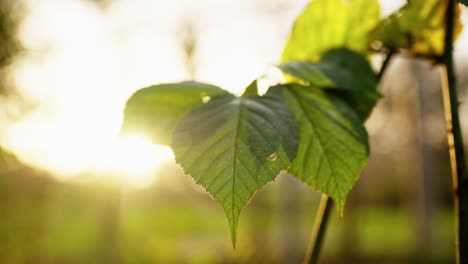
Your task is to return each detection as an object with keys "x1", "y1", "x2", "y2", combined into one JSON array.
[
  {"x1": 458, "y1": 0, "x2": 468, "y2": 6},
  {"x1": 242, "y1": 80, "x2": 259, "y2": 97},
  {"x1": 278, "y1": 49, "x2": 379, "y2": 120},
  {"x1": 122, "y1": 81, "x2": 227, "y2": 145},
  {"x1": 281, "y1": 0, "x2": 380, "y2": 63},
  {"x1": 272, "y1": 84, "x2": 369, "y2": 213},
  {"x1": 369, "y1": 0, "x2": 463, "y2": 56},
  {"x1": 172, "y1": 92, "x2": 299, "y2": 247}
]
